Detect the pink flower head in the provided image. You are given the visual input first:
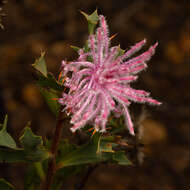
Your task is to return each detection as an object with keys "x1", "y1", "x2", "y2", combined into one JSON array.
[{"x1": 59, "y1": 15, "x2": 161, "y2": 135}]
